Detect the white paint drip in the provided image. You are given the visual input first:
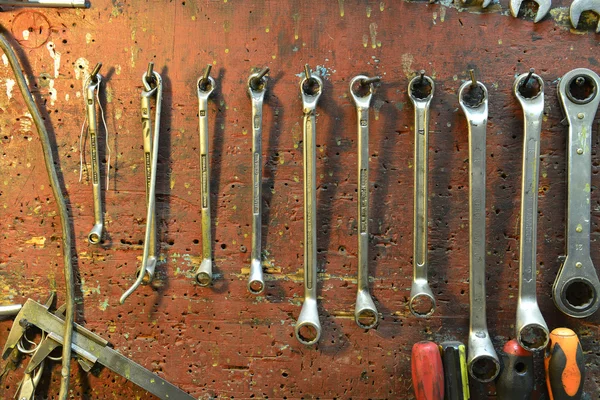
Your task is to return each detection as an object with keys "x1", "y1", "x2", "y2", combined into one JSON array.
[
  {"x1": 48, "y1": 79, "x2": 57, "y2": 106},
  {"x1": 5, "y1": 79, "x2": 15, "y2": 100},
  {"x1": 46, "y1": 42, "x2": 61, "y2": 78},
  {"x1": 74, "y1": 57, "x2": 91, "y2": 82},
  {"x1": 1, "y1": 55, "x2": 7, "y2": 66},
  {"x1": 22, "y1": 30, "x2": 30, "y2": 41}
]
